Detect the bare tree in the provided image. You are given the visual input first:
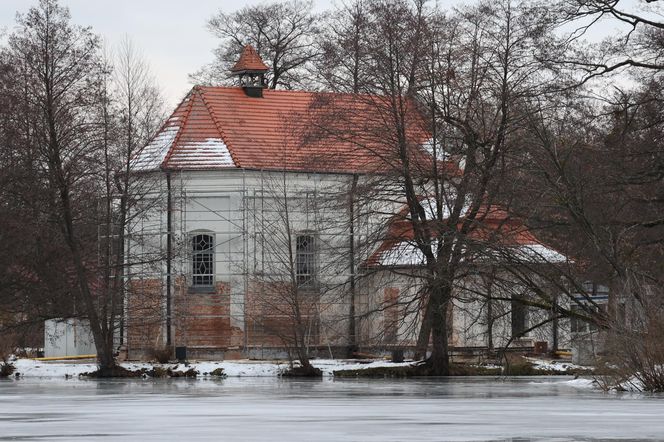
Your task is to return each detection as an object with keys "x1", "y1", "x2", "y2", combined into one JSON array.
[
  {"x1": 317, "y1": 0, "x2": 371, "y2": 93},
  {"x1": 191, "y1": 0, "x2": 322, "y2": 89},
  {"x1": 245, "y1": 170, "x2": 324, "y2": 376},
  {"x1": 601, "y1": 276, "x2": 664, "y2": 392},
  {"x1": 0, "y1": 48, "x2": 53, "y2": 352},
  {"x1": 1, "y1": 0, "x2": 121, "y2": 371},
  {"x1": 541, "y1": 0, "x2": 664, "y2": 84},
  {"x1": 307, "y1": 0, "x2": 568, "y2": 375},
  {"x1": 509, "y1": 65, "x2": 664, "y2": 375},
  {"x1": 0, "y1": 1, "x2": 165, "y2": 375},
  {"x1": 94, "y1": 36, "x2": 166, "y2": 364}
]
